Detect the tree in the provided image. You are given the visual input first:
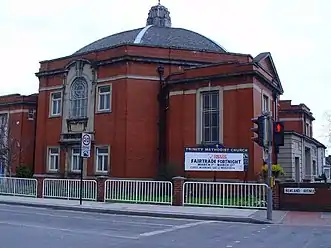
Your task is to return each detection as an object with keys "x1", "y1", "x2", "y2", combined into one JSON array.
[
  {"x1": 0, "y1": 119, "x2": 21, "y2": 177},
  {"x1": 323, "y1": 112, "x2": 331, "y2": 143}
]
